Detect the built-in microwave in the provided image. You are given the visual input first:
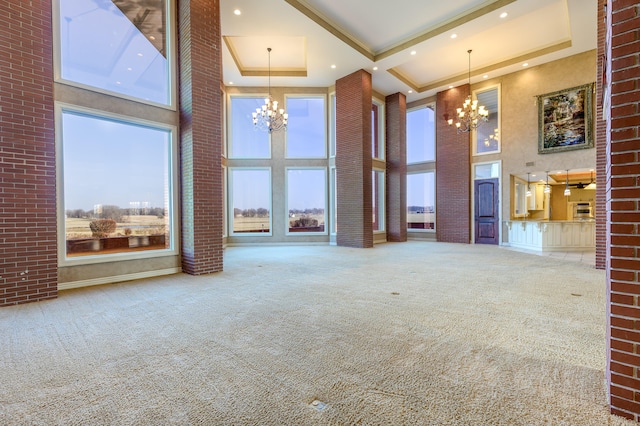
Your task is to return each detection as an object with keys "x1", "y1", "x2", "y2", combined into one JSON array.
[{"x1": 573, "y1": 202, "x2": 593, "y2": 219}]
